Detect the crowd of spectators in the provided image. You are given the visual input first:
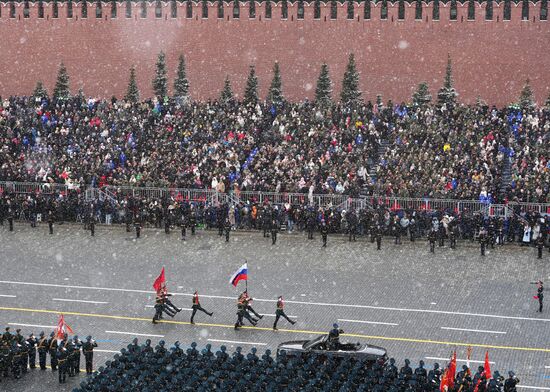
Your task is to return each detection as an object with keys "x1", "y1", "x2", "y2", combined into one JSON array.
[
  {"x1": 0, "y1": 95, "x2": 548, "y2": 203},
  {"x1": 74, "y1": 339, "x2": 518, "y2": 392}
]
